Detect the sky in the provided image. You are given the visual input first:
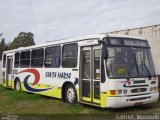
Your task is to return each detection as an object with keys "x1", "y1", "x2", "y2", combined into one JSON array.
[{"x1": 0, "y1": 0, "x2": 160, "y2": 44}]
